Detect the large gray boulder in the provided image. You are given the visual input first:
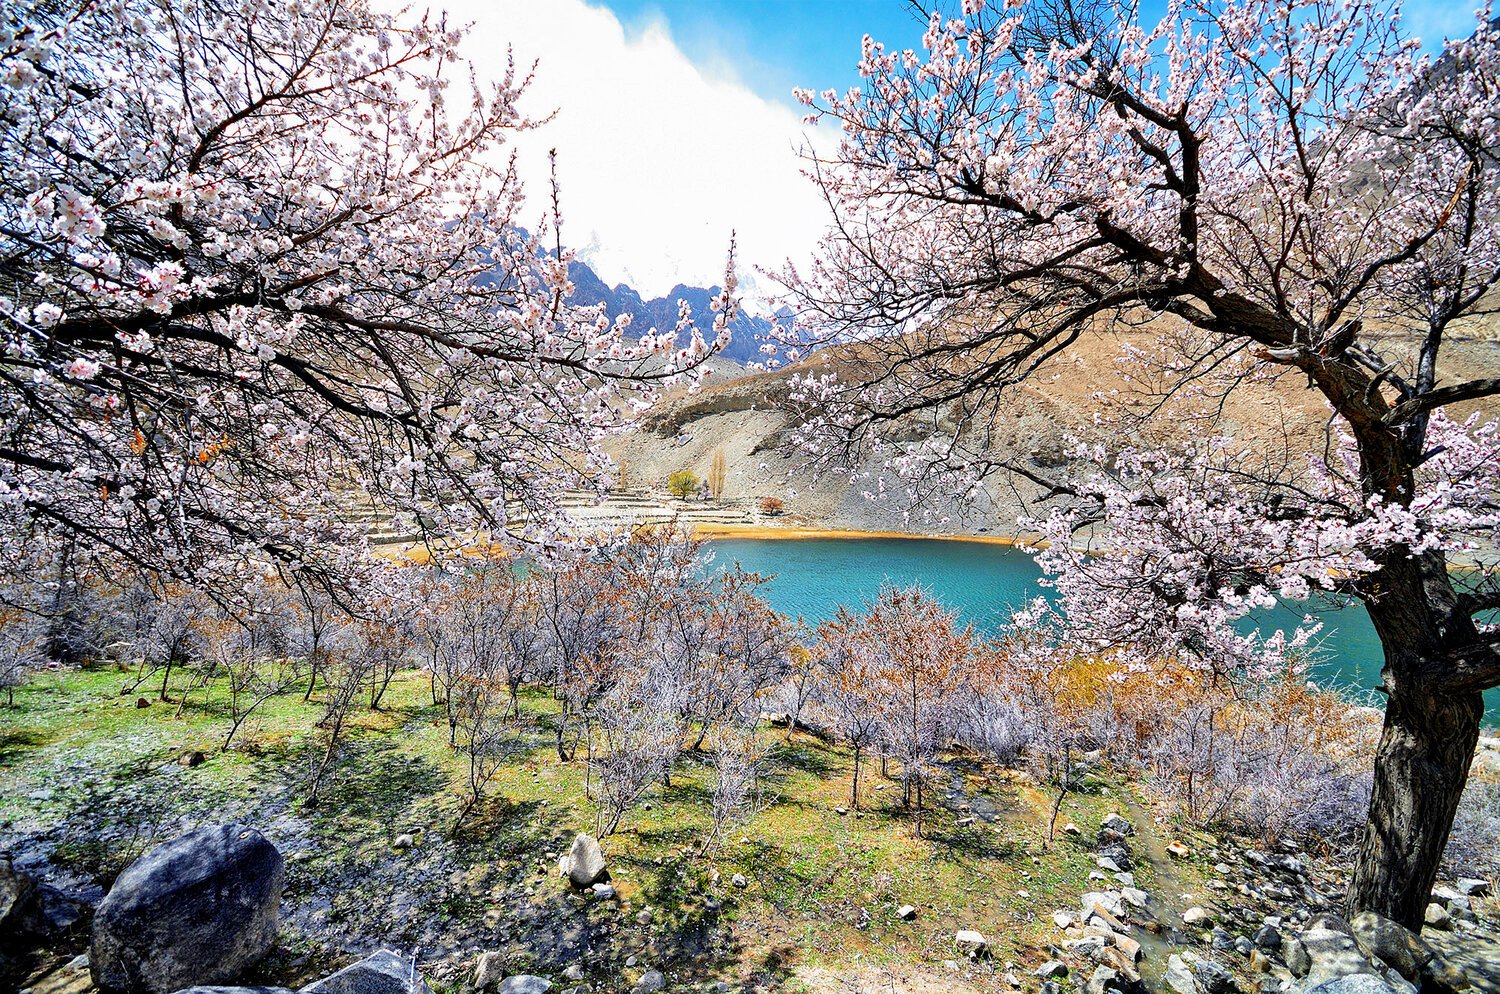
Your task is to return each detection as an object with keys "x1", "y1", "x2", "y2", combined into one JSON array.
[
  {"x1": 559, "y1": 834, "x2": 608, "y2": 889},
  {"x1": 300, "y1": 950, "x2": 432, "y2": 994},
  {"x1": 1303, "y1": 976, "x2": 1399, "y2": 994},
  {"x1": 91, "y1": 825, "x2": 284, "y2": 994},
  {"x1": 171, "y1": 988, "x2": 297, "y2": 994},
  {"x1": 1350, "y1": 912, "x2": 1433, "y2": 982},
  {"x1": 1299, "y1": 921, "x2": 1379, "y2": 988}
]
